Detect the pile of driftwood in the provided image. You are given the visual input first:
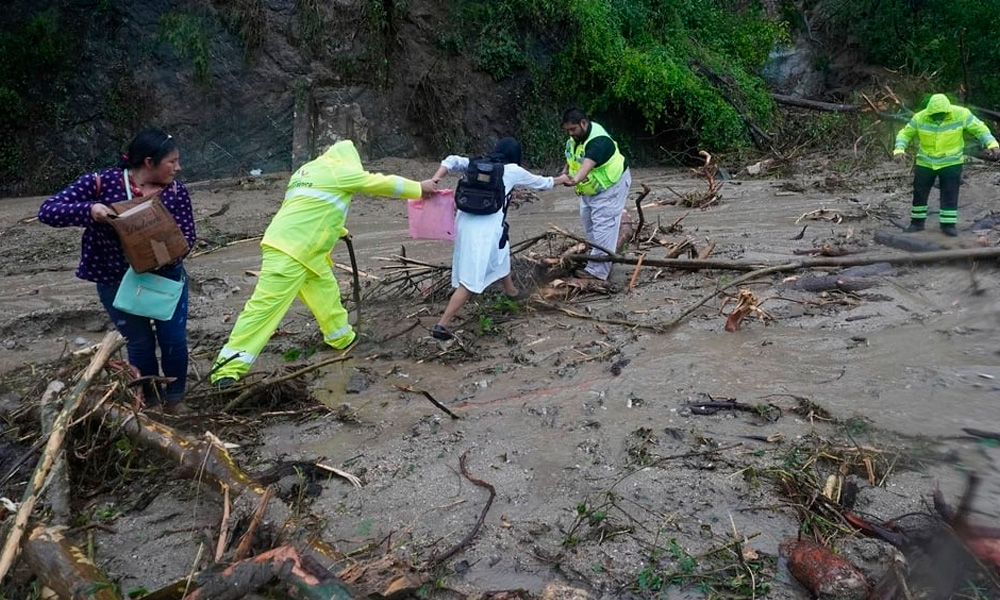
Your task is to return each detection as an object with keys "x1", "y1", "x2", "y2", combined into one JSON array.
[{"x1": 0, "y1": 332, "x2": 504, "y2": 600}]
